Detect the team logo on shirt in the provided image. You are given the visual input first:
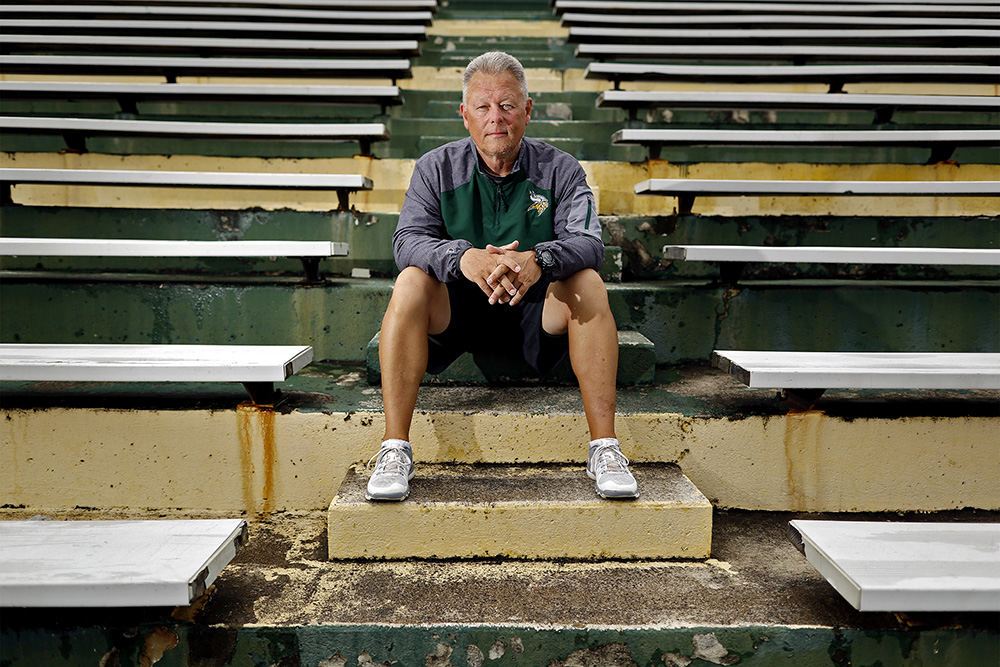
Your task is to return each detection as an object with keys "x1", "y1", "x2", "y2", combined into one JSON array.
[{"x1": 527, "y1": 191, "x2": 549, "y2": 216}]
